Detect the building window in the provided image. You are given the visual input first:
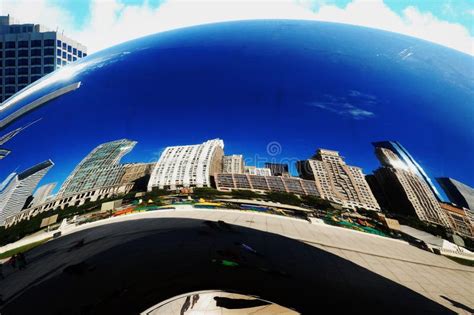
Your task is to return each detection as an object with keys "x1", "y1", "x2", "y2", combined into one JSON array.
[
  {"x1": 5, "y1": 59, "x2": 16, "y2": 67},
  {"x1": 18, "y1": 59, "x2": 29, "y2": 66},
  {"x1": 18, "y1": 77, "x2": 29, "y2": 84},
  {"x1": 31, "y1": 58, "x2": 42, "y2": 65},
  {"x1": 57, "y1": 58, "x2": 62, "y2": 65},
  {"x1": 18, "y1": 50, "x2": 29, "y2": 57},
  {"x1": 31, "y1": 40, "x2": 42, "y2": 47},
  {"x1": 44, "y1": 57, "x2": 54, "y2": 65},
  {"x1": 5, "y1": 50, "x2": 16, "y2": 58},
  {"x1": 5, "y1": 77, "x2": 15, "y2": 85},
  {"x1": 57, "y1": 40, "x2": 62, "y2": 47},
  {"x1": 5, "y1": 86, "x2": 16, "y2": 94},
  {"x1": 31, "y1": 76, "x2": 42, "y2": 82},
  {"x1": 31, "y1": 67, "x2": 42, "y2": 74},
  {"x1": 44, "y1": 48, "x2": 54, "y2": 55},
  {"x1": 18, "y1": 68, "x2": 28, "y2": 75},
  {"x1": 18, "y1": 40, "x2": 29, "y2": 48},
  {"x1": 44, "y1": 66, "x2": 54, "y2": 73},
  {"x1": 62, "y1": 42, "x2": 67, "y2": 49},
  {"x1": 5, "y1": 41, "x2": 16, "y2": 49},
  {"x1": 44, "y1": 39, "x2": 55, "y2": 46},
  {"x1": 78, "y1": 51, "x2": 83, "y2": 57},
  {"x1": 31, "y1": 49, "x2": 42, "y2": 56},
  {"x1": 67, "y1": 45, "x2": 72, "y2": 52},
  {"x1": 73, "y1": 48, "x2": 77, "y2": 55},
  {"x1": 67, "y1": 54, "x2": 72, "y2": 61},
  {"x1": 62, "y1": 51, "x2": 67, "y2": 58}
]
